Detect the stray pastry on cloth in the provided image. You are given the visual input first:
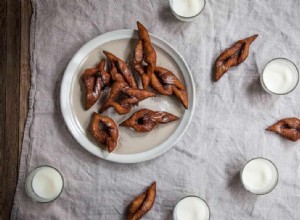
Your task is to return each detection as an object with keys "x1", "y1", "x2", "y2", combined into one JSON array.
[
  {"x1": 133, "y1": 21, "x2": 156, "y2": 89},
  {"x1": 99, "y1": 81, "x2": 155, "y2": 115},
  {"x1": 120, "y1": 109, "x2": 179, "y2": 132},
  {"x1": 214, "y1": 34, "x2": 258, "y2": 81},
  {"x1": 266, "y1": 117, "x2": 300, "y2": 142},
  {"x1": 104, "y1": 50, "x2": 138, "y2": 88},
  {"x1": 127, "y1": 182, "x2": 156, "y2": 220},
  {"x1": 82, "y1": 60, "x2": 110, "y2": 109},
  {"x1": 152, "y1": 67, "x2": 188, "y2": 109},
  {"x1": 89, "y1": 112, "x2": 119, "y2": 152}
]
